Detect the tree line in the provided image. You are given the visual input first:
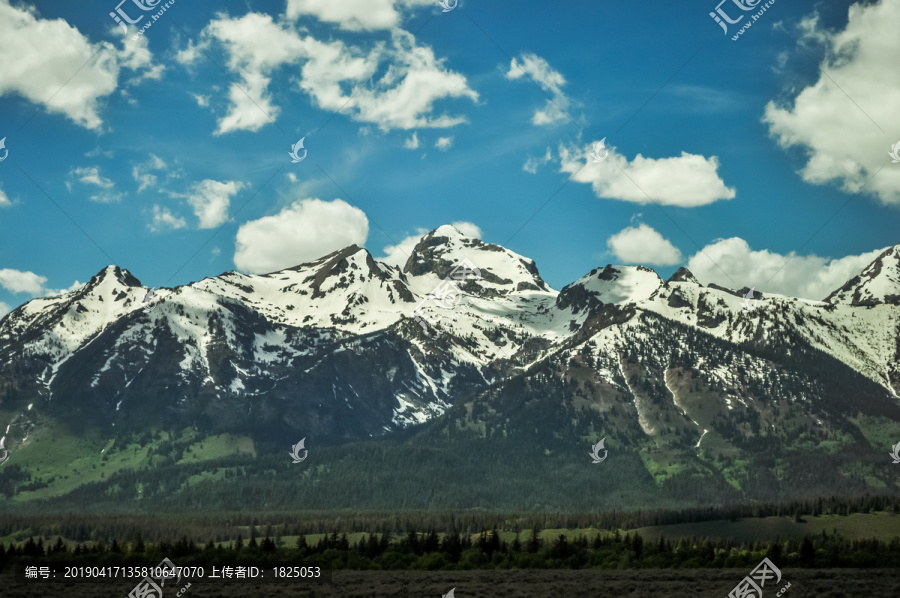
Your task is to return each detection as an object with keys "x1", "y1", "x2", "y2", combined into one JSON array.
[
  {"x1": 2, "y1": 493, "x2": 898, "y2": 545},
  {"x1": 3, "y1": 525, "x2": 900, "y2": 572}
]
